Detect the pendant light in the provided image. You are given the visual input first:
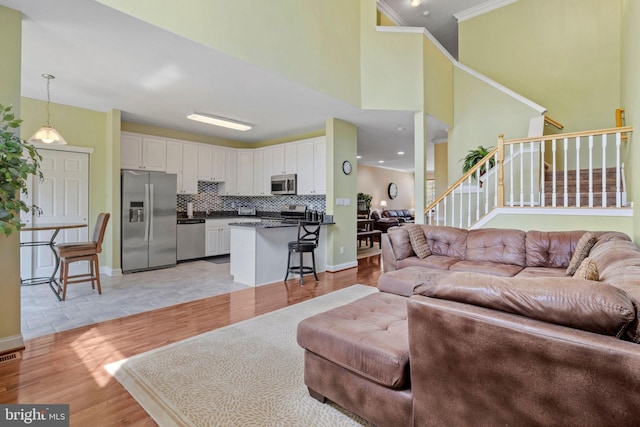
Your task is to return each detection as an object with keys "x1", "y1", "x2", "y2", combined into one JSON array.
[{"x1": 29, "y1": 74, "x2": 67, "y2": 145}]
